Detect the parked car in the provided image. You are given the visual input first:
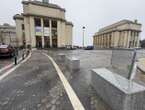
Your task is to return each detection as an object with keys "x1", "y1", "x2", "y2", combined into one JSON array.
[
  {"x1": 84, "y1": 46, "x2": 94, "y2": 50},
  {"x1": 0, "y1": 45, "x2": 15, "y2": 57}
]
